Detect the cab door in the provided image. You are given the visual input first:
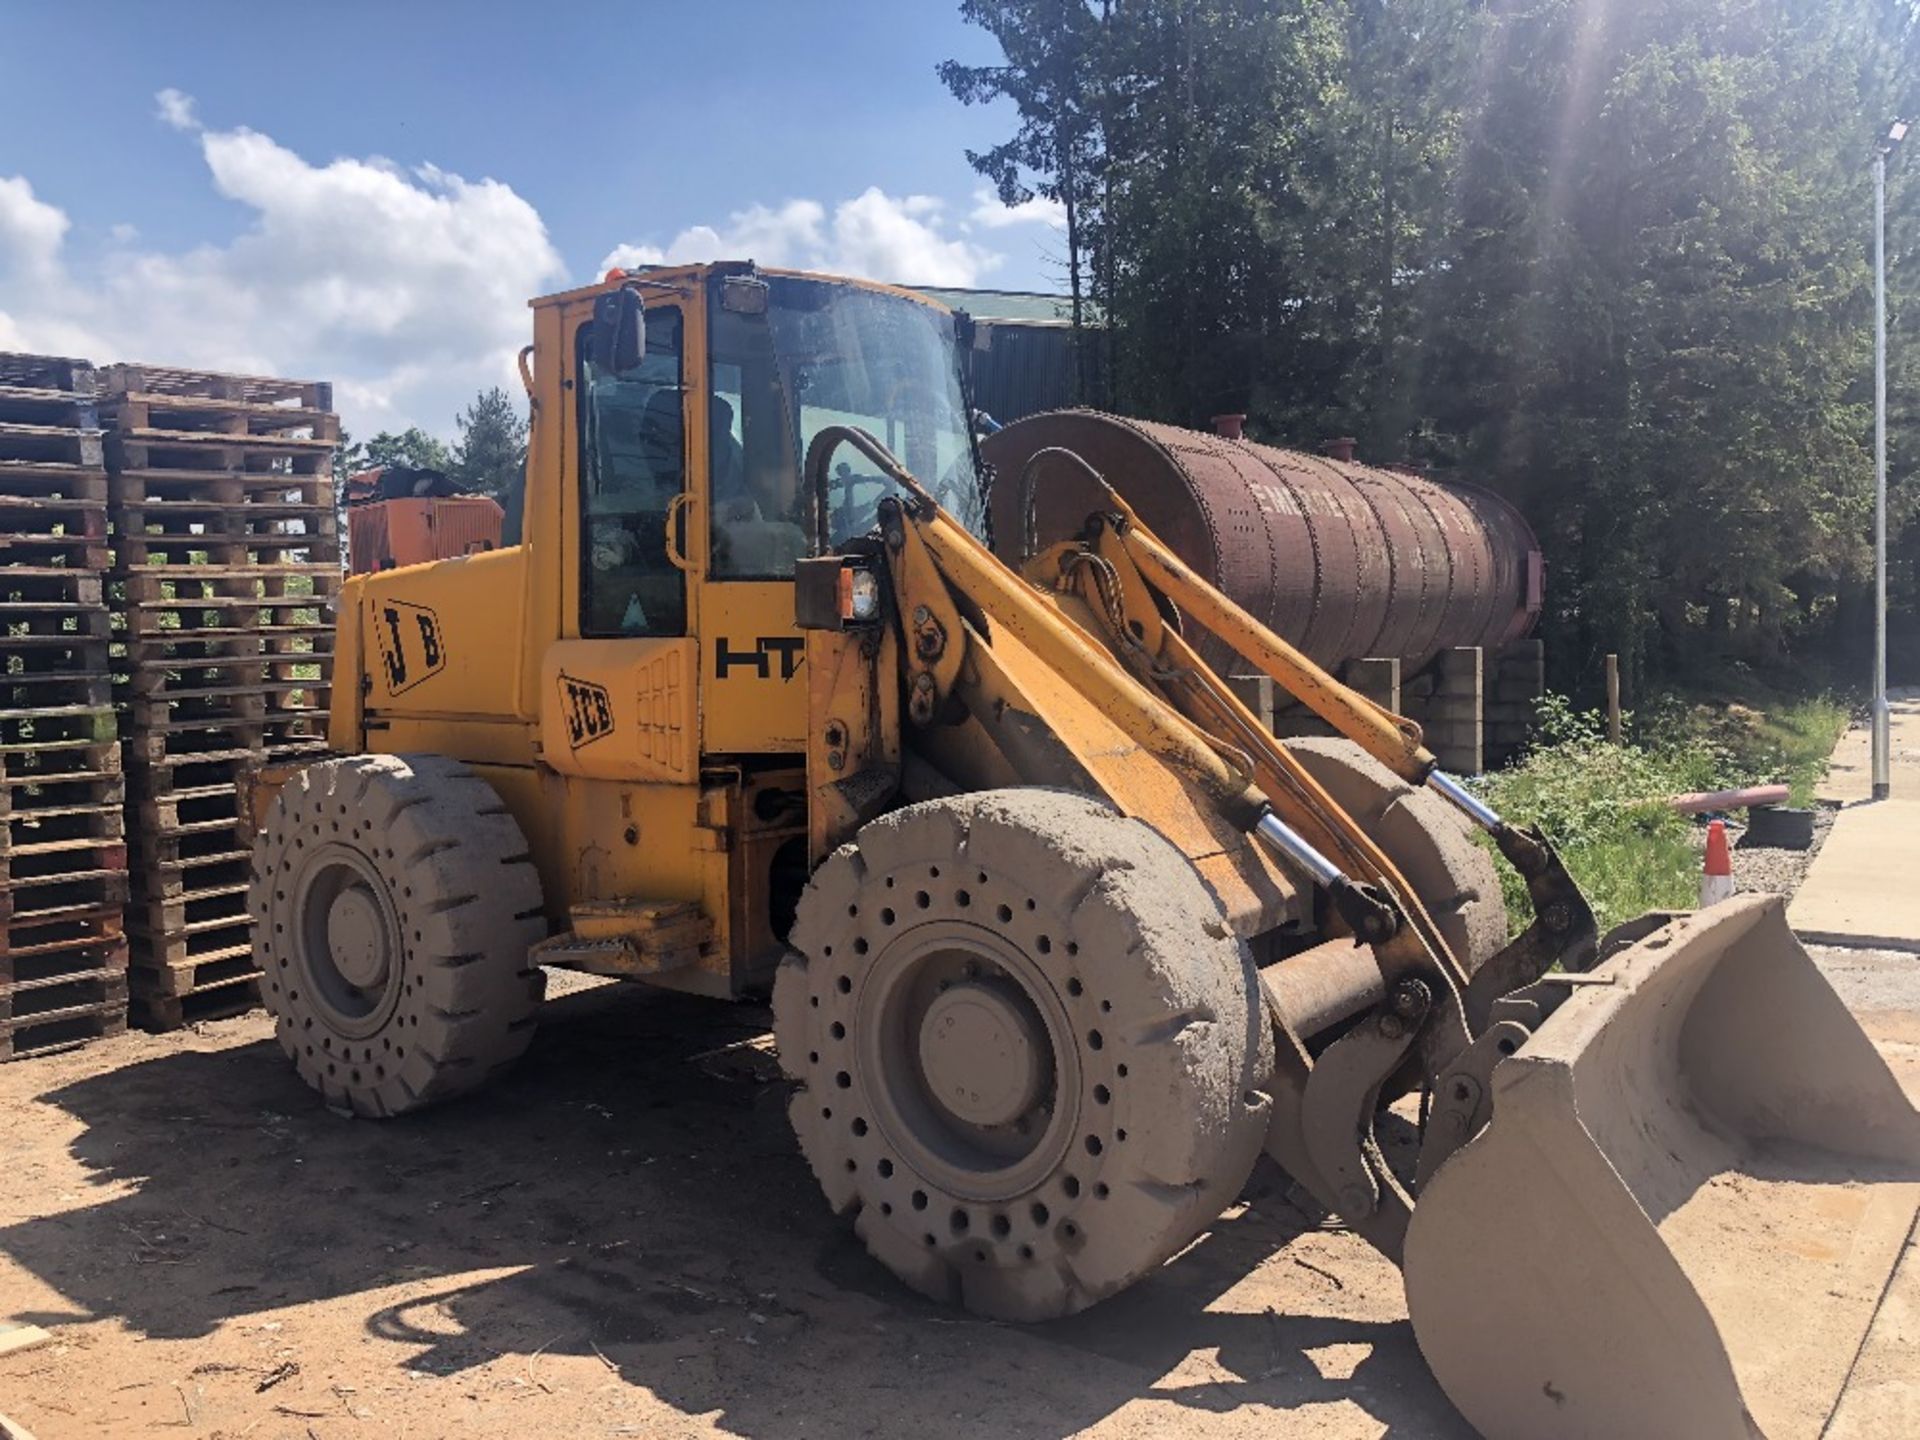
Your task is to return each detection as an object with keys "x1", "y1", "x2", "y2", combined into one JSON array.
[
  {"x1": 696, "y1": 274, "x2": 810, "y2": 753},
  {"x1": 542, "y1": 297, "x2": 700, "y2": 783}
]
